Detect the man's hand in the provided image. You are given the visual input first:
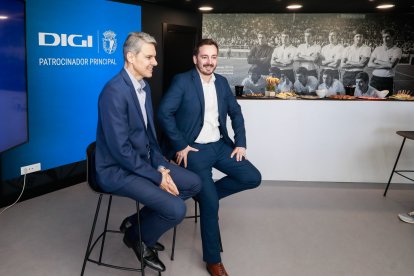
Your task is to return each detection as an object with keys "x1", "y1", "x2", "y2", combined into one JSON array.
[
  {"x1": 175, "y1": 145, "x2": 199, "y2": 168},
  {"x1": 231, "y1": 147, "x2": 247, "y2": 162},
  {"x1": 159, "y1": 168, "x2": 179, "y2": 196}
]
